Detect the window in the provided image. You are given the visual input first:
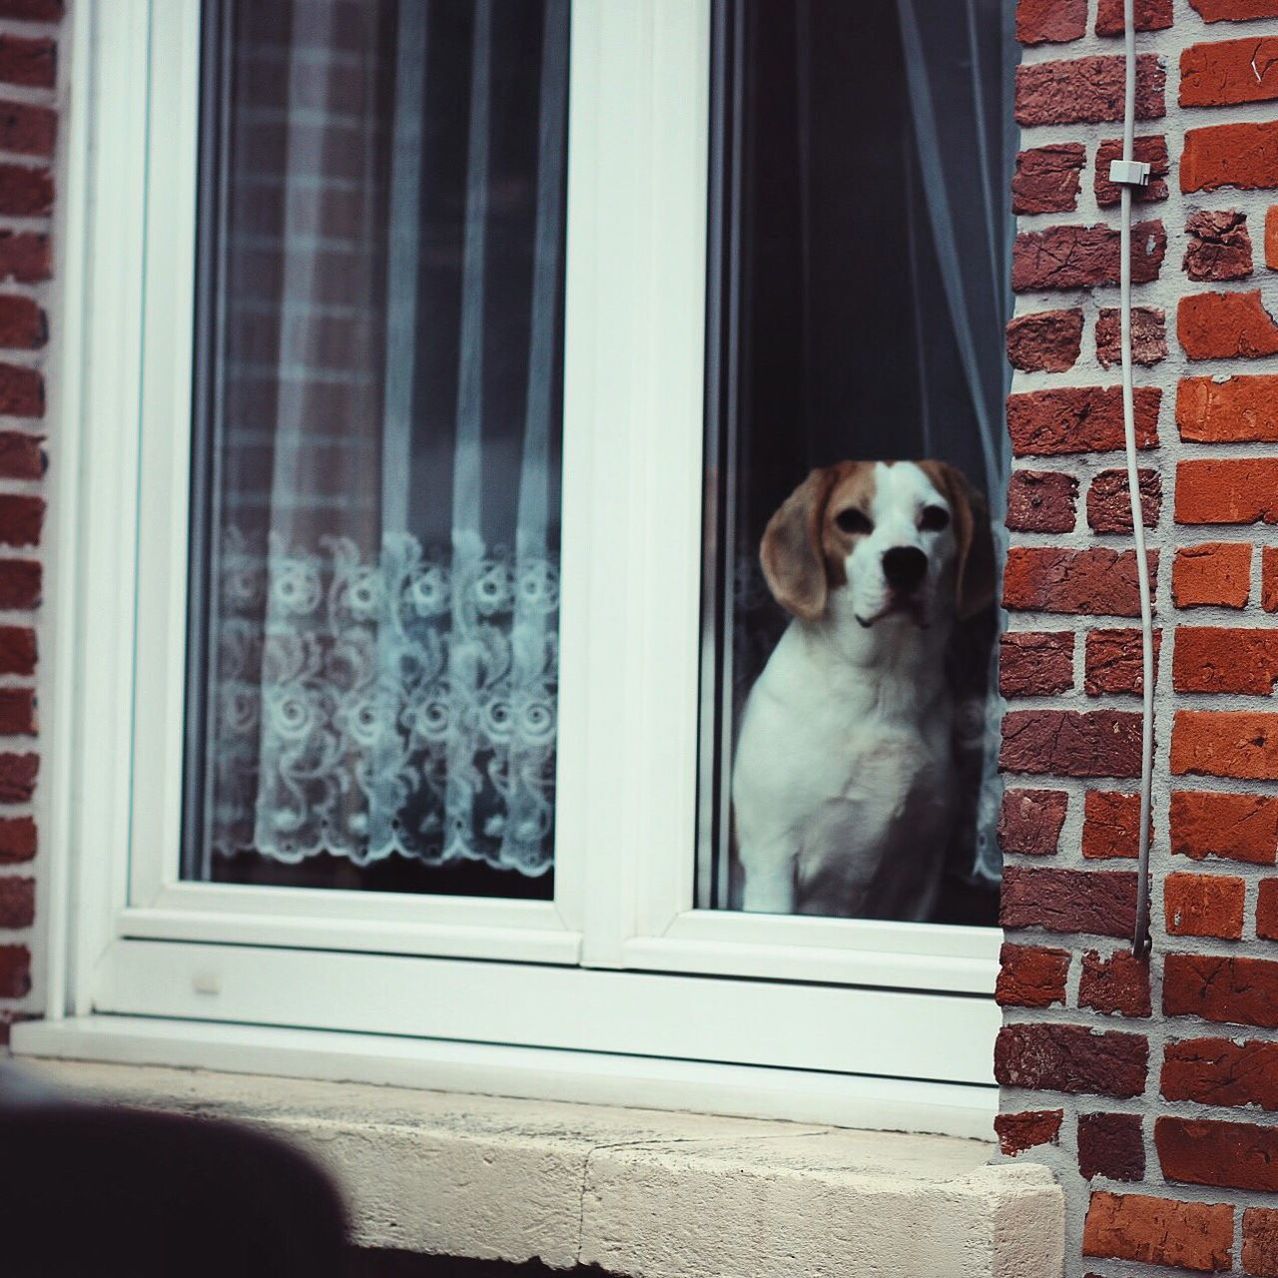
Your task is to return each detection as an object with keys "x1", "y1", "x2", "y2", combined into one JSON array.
[
  {"x1": 49, "y1": 0, "x2": 1014, "y2": 1136},
  {"x1": 185, "y1": 0, "x2": 568, "y2": 901},
  {"x1": 698, "y1": 0, "x2": 1011, "y2": 926}
]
